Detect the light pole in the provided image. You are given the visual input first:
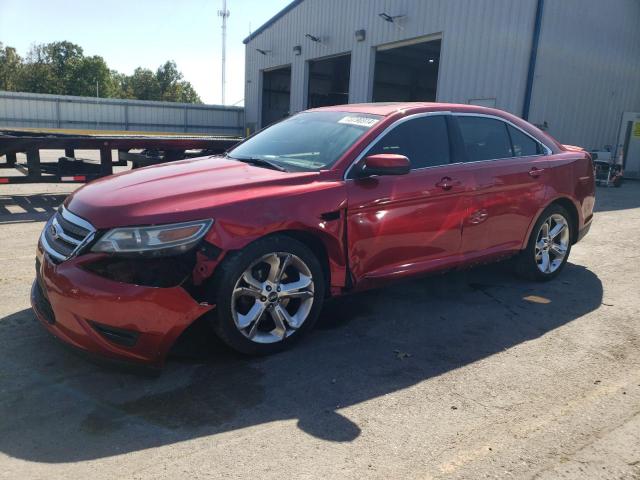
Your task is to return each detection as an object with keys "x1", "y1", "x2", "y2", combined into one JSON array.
[
  {"x1": 96, "y1": 79, "x2": 100, "y2": 130},
  {"x1": 218, "y1": 0, "x2": 230, "y2": 105}
]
